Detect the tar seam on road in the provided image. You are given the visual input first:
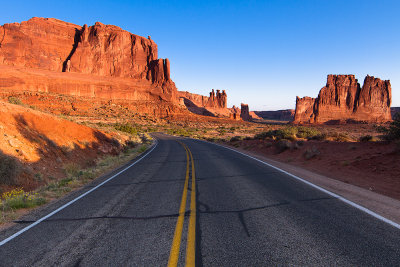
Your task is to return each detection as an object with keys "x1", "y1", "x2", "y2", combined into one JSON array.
[
  {"x1": 0, "y1": 140, "x2": 159, "y2": 247},
  {"x1": 194, "y1": 138, "x2": 400, "y2": 231},
  {"x1": 168, "y1": 141, "x2": 196, "y2": 267}
]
